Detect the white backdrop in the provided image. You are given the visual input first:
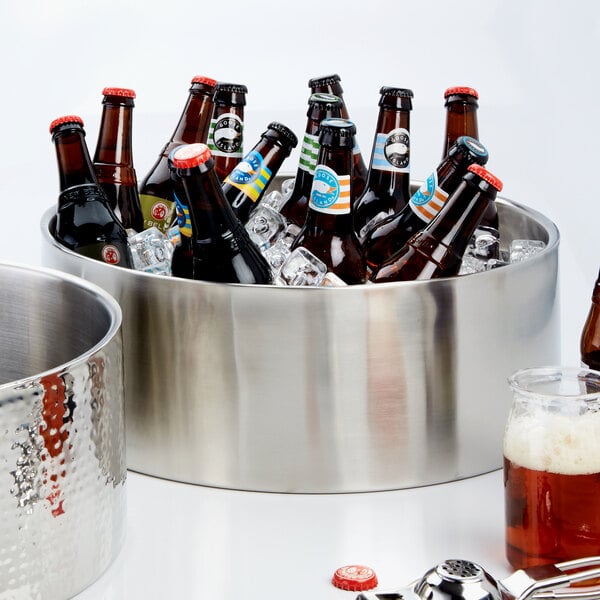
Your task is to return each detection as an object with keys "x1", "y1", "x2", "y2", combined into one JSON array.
[{"x1": 0, "y1": 0, "x2": 599, "y2": 361}]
